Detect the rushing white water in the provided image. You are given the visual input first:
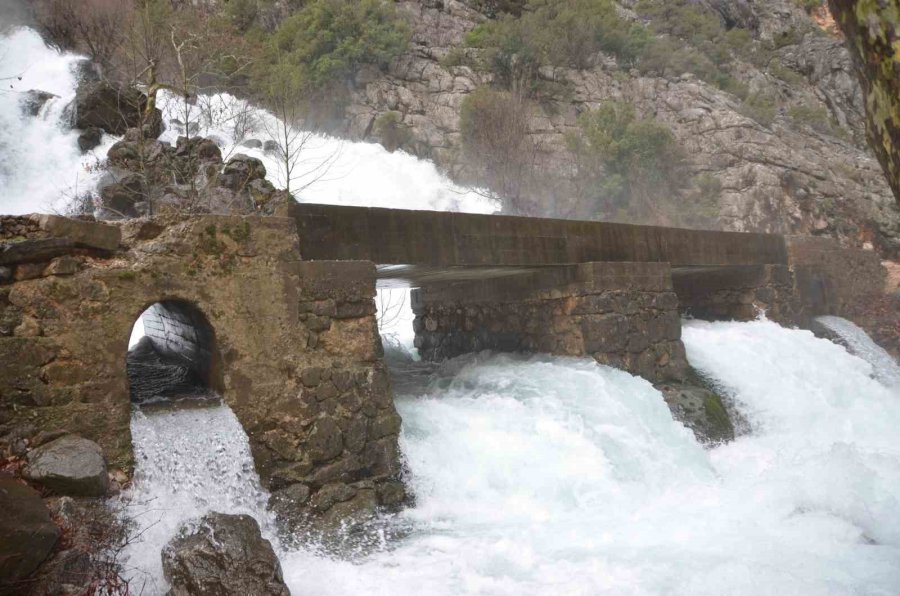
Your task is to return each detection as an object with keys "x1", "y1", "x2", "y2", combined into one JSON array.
[
  {"x1": 0, "y1": 25, "x2": 496, "y2": 216},
  {"x1": 815, "y1": 315, "x2": 900, "y2": 388},
  {"x1": 277, "y1": 323, "x2": 900, "y2": 596},
  {"x1": 154, "y1": 90, "x2": 497, "y2": 213},
  {"x1": 8, "y1": 23, "x2": 900, "y2": 596},
  {"x1": 0, "y1": 28, "x2": 116, "y2": 215},
  {"x1": 123, "y1": 400, "x2": 274, "y2": 594}
]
